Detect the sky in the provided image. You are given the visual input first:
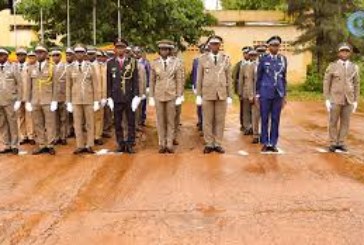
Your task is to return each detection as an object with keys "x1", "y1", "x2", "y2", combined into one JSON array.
[{"x1": 204, "y1": 0, "x2": 222, "y2": 10}]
